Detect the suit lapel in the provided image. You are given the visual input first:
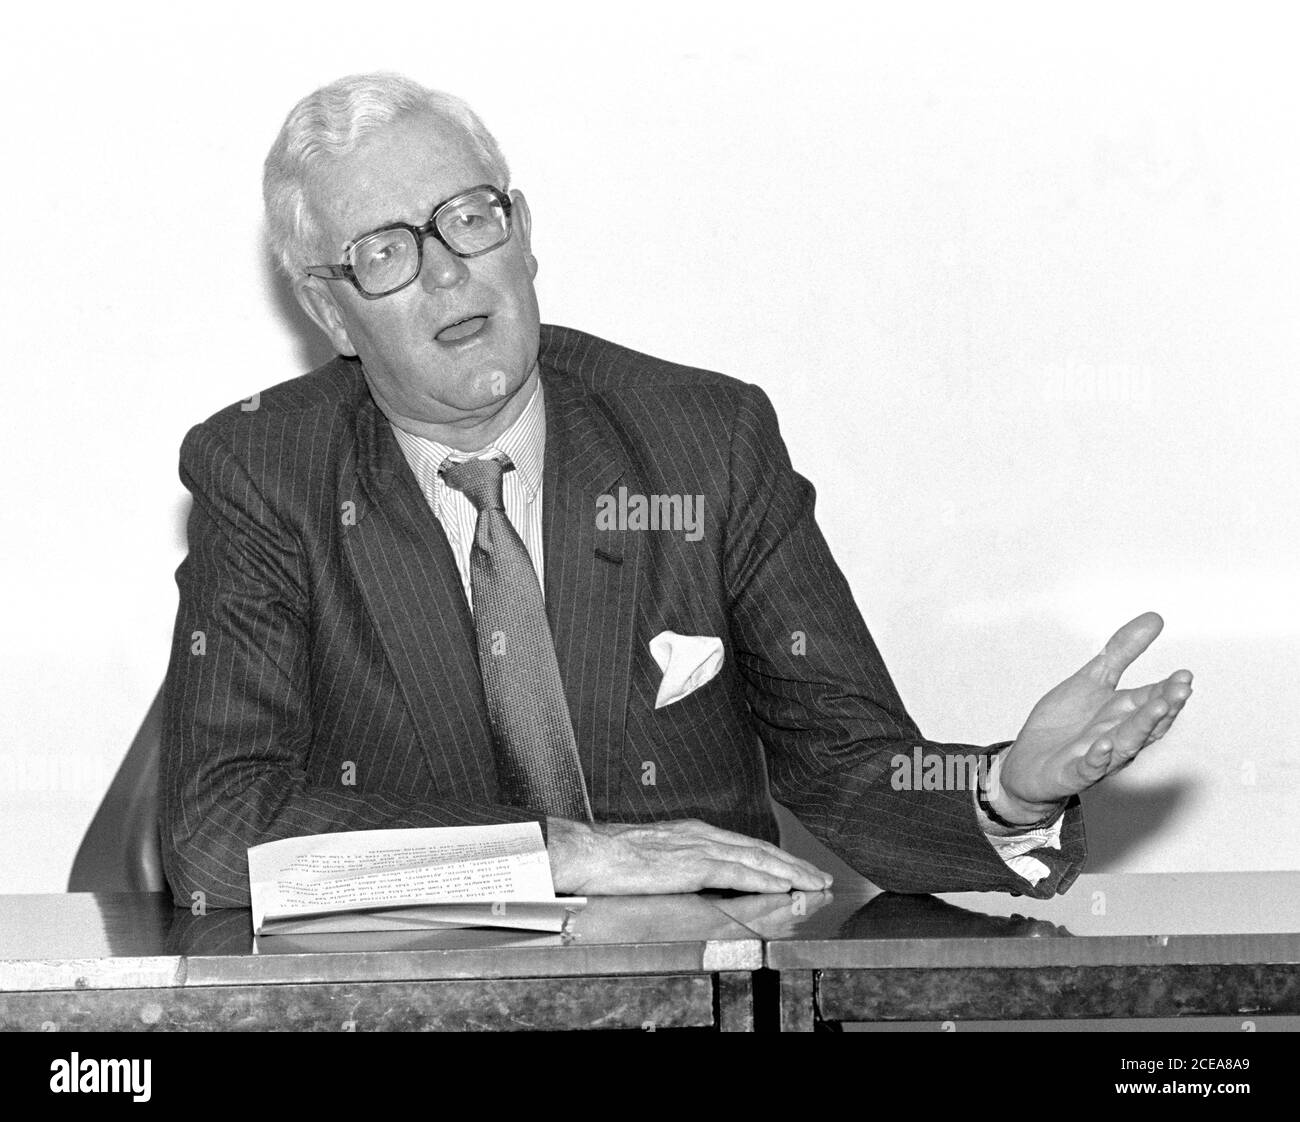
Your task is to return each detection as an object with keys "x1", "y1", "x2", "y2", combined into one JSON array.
[
  {"x1": 541, "y1": 366, "x2": 642, "y2": 818},
  {"x1": 343, "y1": 390, "x2": 497, "y2": 802}
]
